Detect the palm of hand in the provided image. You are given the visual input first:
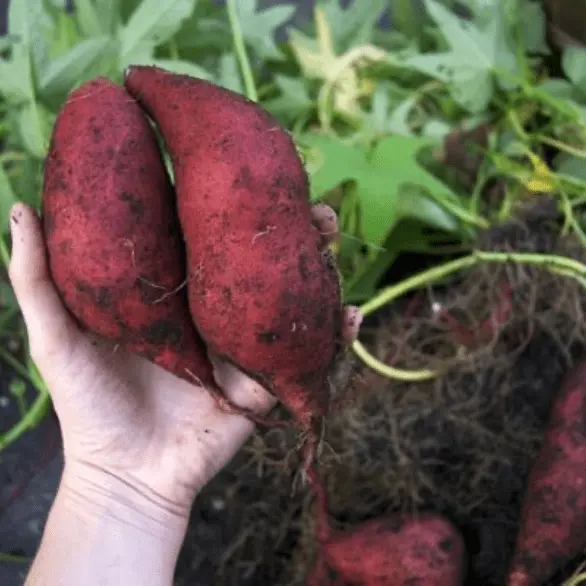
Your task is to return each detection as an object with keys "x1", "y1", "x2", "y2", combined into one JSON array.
[{"x1": 40, "y1": 329, "x2": 276, "y2": 511}]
